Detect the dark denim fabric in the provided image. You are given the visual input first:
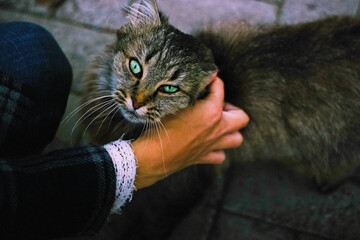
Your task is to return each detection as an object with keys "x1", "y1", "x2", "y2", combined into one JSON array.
[
  {"x1": 0, "y1": 21, "x2": 72, "y2": 87},
  {"x1": 0, "y1": 22, "x2": 72, "y2": 156}
]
